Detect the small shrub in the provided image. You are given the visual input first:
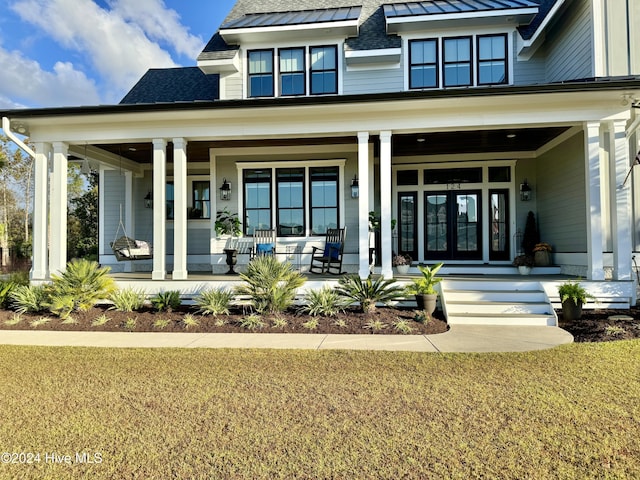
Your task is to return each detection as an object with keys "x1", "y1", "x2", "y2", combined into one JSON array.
[
  {"x1": 109, "y1": 288, "x2": 147, "y2": 312},
  {"x1": 302, "y1": 318, "x2": 319, "y2": 330},
  {"x1": 604, "y1": 325, "x2": 625, "y2": 337},
  {"x1": 332, "y1": 319, "x2": 348, "y2": 329},
  {"x1": 364, "y1": 319, "x2": 387, "y2": 332},
  {"x1": 122, "y1": 317, "x2": 137, "y2": 331},
  {"x1": 10, "y1": 285, "x2": 48, "y2": 314},
  {"x1": 301, "y1": 287, "x2": 348, "y2": 317},
  {"x1": 413, "y1": 310, "x2": 431, "y2": 324},
  {"x1": 271, "y1": 317, "x2": 288, "y2": 329},
  {"x1": 44, "y1": 294, "x2": 75, "y2": 319},
  {"x1": 60, "y1": 316, "x2": 78, "y2": 325},
  {"x1": 195, "y1": 288, "x2": 233, "y2": 316},
  {"x1": 49, "y1": 259, "x2": 116, "y2": 311},
  {"x1": 91, "y1": 314, "x2": 110, "y2": 327},
  {"x1": 0, "y1": 281, "x2": 18, "y2": 309},
  {"x1": 181, "y1": 314, "x2": 200, "y2": 329},
  {"x1": 235, "y1": 256, "x2": 305, "y2": 314},
  {"x1": 151, "y1": 290, "x2": 181, "y2": 312},
  {"x1": 153, "y1": 318, "x2": 171, "y2": 330},
  {"x1": 336, "y1": 275, "x2": 405, "y2": 313},
  {"x1": 239, "y1": 314, "x2": 265, "y2": 330},
  {"x1": 393, "y1": 320, "x2": 414, "y2": 334},
  {"x1": 4, "y1": 314, "x2": 23, "y2": 326},
  {"x1": 30, "y1": 317, "x2": 51, "y2": 328}
]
